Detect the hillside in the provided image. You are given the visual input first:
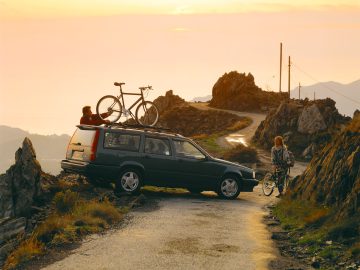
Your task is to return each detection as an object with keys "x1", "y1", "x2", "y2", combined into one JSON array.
[
  {"x1": 209, "y1": 71, "x2": 288, "y2": 112},
  {"x1": 289, "y1": 111, "x2": 360, "y2": 219},
  {"x1": 290, "y1": 79, "x2": 360, "y2": 117},
  {"x1": 153, "y1": 90, "x2": 247, "y2": 137},
  {"x1": 0, "y1": 126, "x2": 70, "y2": 175},
  {"x1": 252, "y1": 98, "x2": 350, "y2": 159}
]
